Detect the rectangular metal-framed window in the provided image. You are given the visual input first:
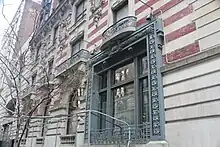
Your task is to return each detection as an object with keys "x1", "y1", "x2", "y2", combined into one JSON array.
[
  {"x1": 71, "y1": 38, "x2": 83, "y2": 55},
  {"x1": 75, "y1": 0, "x2": 86, "y2": 22},
  {"x1": 112, "y1": 0, "x2": 128, "y2": 23},
  {"x1": 95, "y1": 53, "x2": 149, "y2": 129}
]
